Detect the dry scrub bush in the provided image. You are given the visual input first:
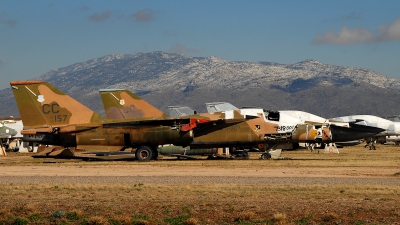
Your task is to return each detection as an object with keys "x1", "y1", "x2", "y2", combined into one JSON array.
[
  {"x1": 234, "y1": 211, "x2": 256, "y2": 222},
  {"x1": 0, "y1": 208, "x2": 13, "y2": 219},
  {"x1": 185, "y1": 217, "x2": 199, "y2": 225},
  {"x1": 130, "y1": 219, "x2": 150, "y2": 225},
  {"x1": 87, "y1": 215, "x2": 108, "y2": 224},
  {"x1": 110, "y1": 214, "x2": 132, "y2": 224},
  {"x1": 10, "y1": 203, "x2": 38, "y2": 216},
  {"x1": 244, "y1": 211, "x2": 256, "y2": 220},
  {"x1": 321, "y1": 212, "x2": 339, "y2": 222},
  {"x1": 272, "y1": 213, "x2": 287, "y2": 225}
]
